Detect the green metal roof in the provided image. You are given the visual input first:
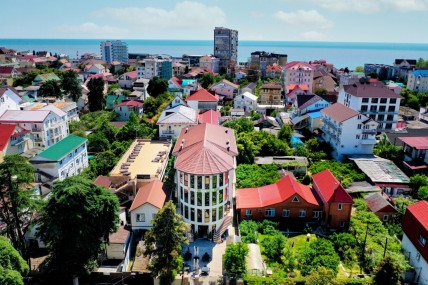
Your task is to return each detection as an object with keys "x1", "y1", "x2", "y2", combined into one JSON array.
[
  {"x1": 38, "y1": 135, "x2": 87, "y2": 161},
  {"x1": 22, "y1": 95, "x2": 36, "y2": 102},
  {"x1": 106, "y1": 95, "x2": 126, "y2": 105},
  {"x1": 34, "y1": 73, "x2": 61, "y2": 82}
]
